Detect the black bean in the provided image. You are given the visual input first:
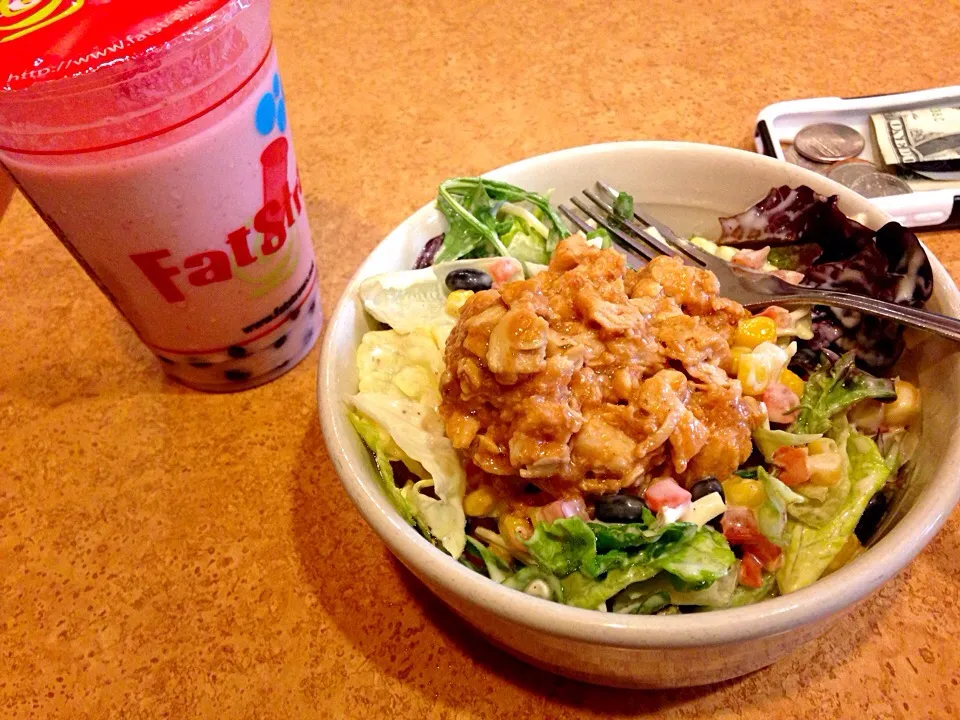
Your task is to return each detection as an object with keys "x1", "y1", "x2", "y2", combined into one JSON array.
[
  {"x1": 855, "y1": 492, "x2": 888, "y2": 544},
  {"x1": 690, "y1": 478, "x2": 724, "y2": 503},
  {"x1": 594, "y1": 494, "x2": 649, "y2": 523},
  {"x1": 445, "y1": 268, "x2": 493, "y2": 292}
]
